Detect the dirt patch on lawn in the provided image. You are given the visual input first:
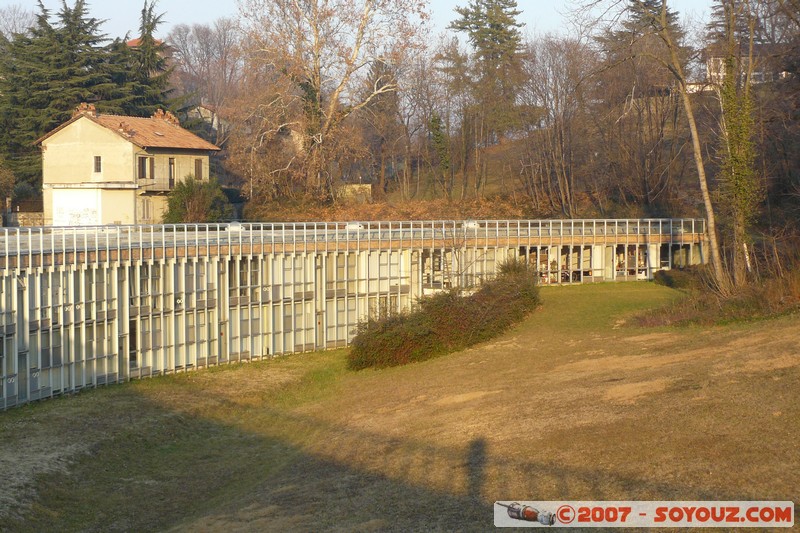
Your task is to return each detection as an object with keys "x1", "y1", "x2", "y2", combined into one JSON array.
[
  {"x1": 552, "y1": 352, "x2": 694, "y2": 376},
  {"x1": 624, "y1": 332, "x2": 681, "y2": 347},
  {"x1": 0, "y1": 441, "x2": 85, "y2": 520},
  {"x1": 740, "y1": 353, "x2": 800, "y2": 373},
  {"x1": 434, "y1": 390, "x2": 503, "y2": 406},
  {"x1": 603, "y1": 378, "x2": 673, "y2": 403}
]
